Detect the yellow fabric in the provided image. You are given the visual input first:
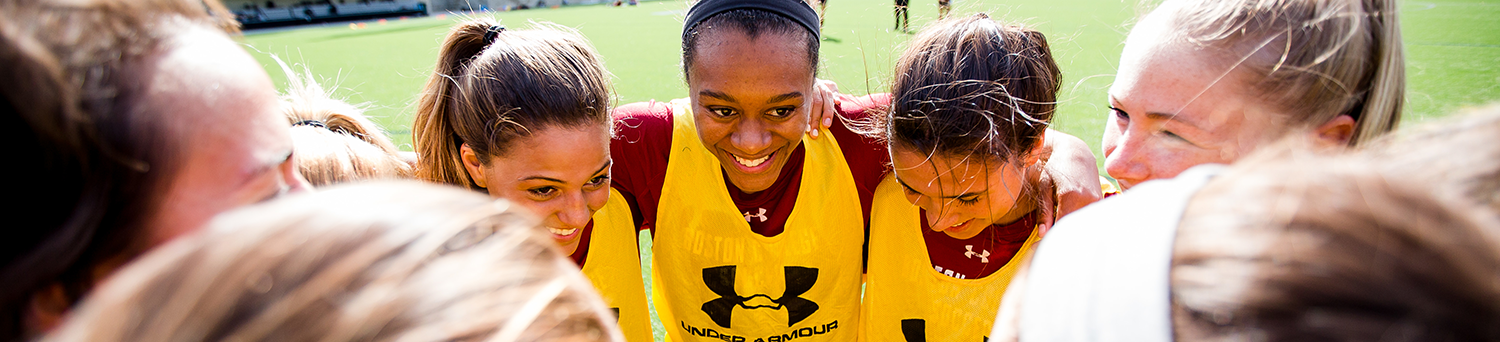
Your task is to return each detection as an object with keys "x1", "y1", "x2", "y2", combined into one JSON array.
[
  {"x1": 581, "y1": 188, "x2": 653, "y2": 342},
  {"x1": 1100, "y1": 176, "x2": 1121, "y2": 197},
  {"x1": 859, "y1": 175, "x2": 1042, "y2": 342},
  {"x1": 653, "y1": 100, "x2": 865, "y2": 342}
]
